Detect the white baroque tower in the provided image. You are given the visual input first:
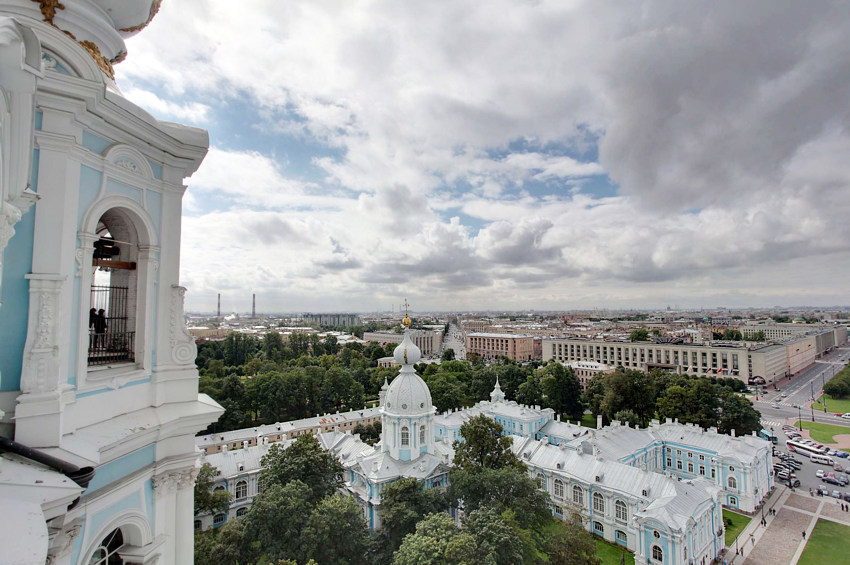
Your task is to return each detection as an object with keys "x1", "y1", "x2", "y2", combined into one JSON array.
[
  {"x1": 380, "y1": 312, "x2": 436, "y2": 462},
  {"x1": 0, "y1": 2, "x2": 222, "y2": 563}
]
